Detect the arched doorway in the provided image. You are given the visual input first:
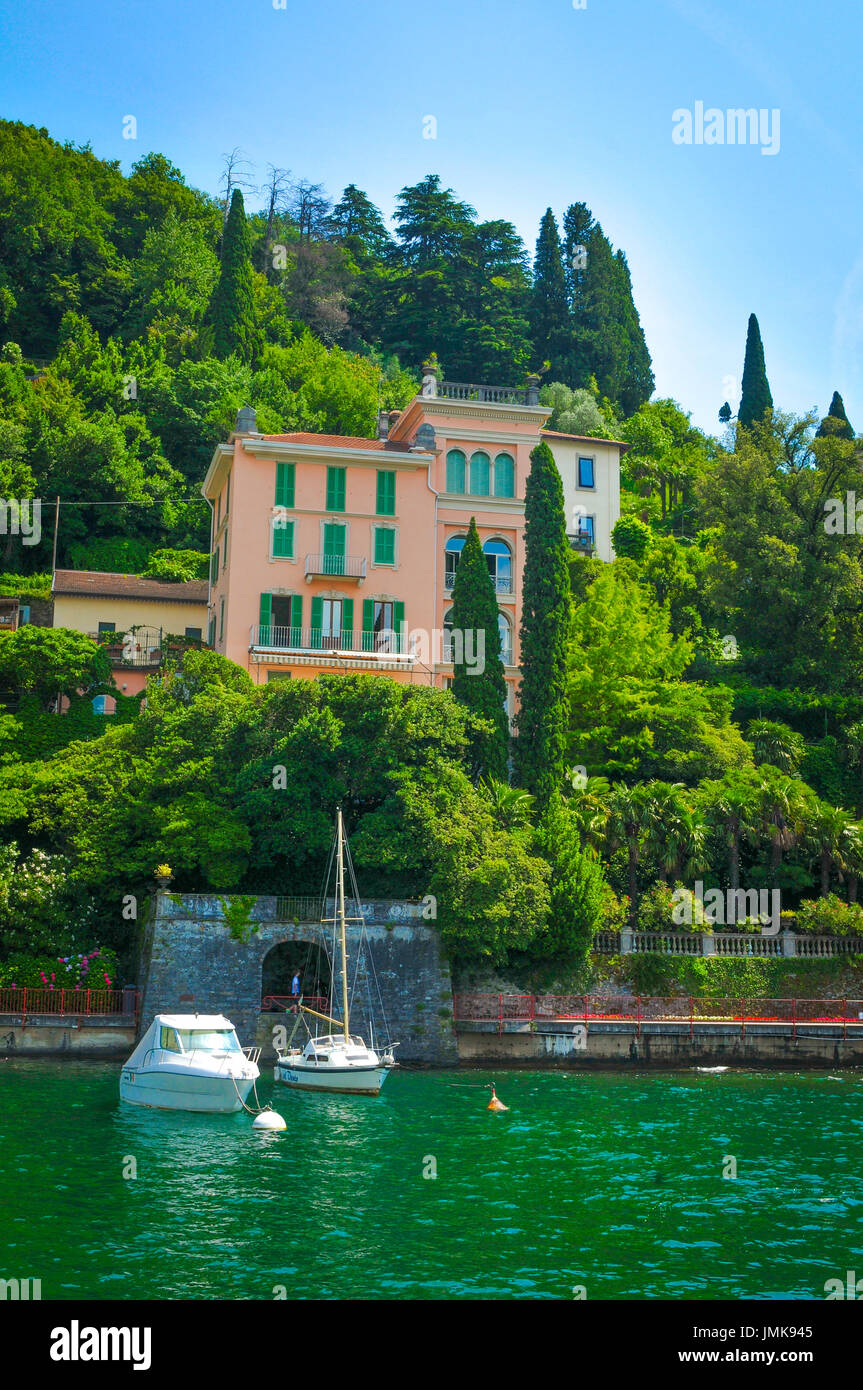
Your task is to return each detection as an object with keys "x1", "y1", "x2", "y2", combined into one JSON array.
[{"x1": 260, "y1": 940, "x2": 332, "y2": 1012}]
